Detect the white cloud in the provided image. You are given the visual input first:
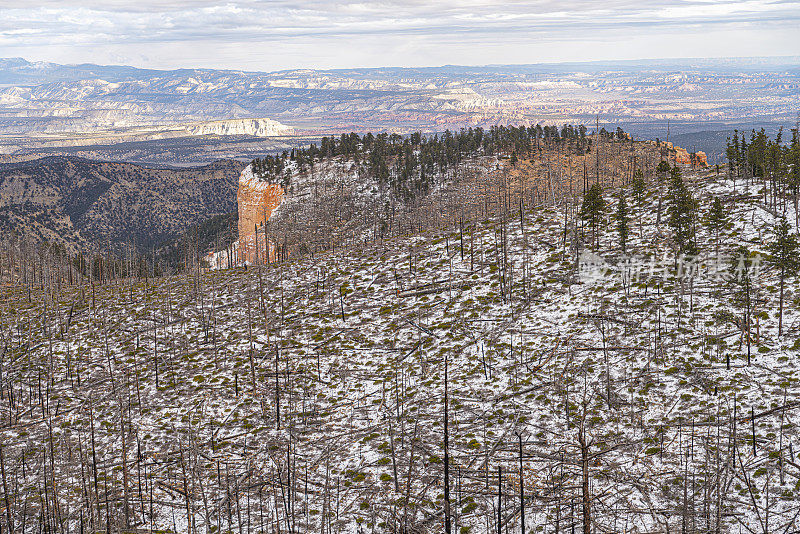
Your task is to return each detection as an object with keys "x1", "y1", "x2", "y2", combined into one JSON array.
[{"x1": 0, "y1": 0, "x2": 798, "y2": 69}]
